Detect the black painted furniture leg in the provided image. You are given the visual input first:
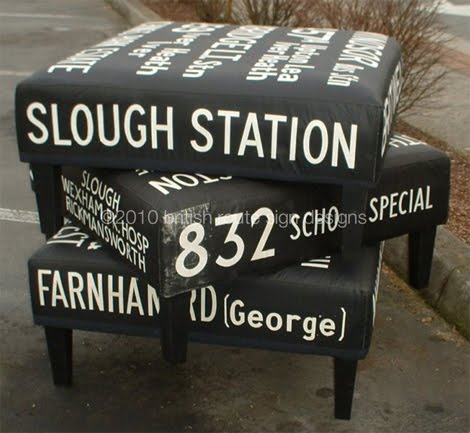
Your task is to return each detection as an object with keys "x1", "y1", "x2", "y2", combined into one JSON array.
[
  {"x1": 341, "y1": 185, "x2": 368, "y2": 258},
  {"x1": 160, "y1": 292, "x2": 191, "y2": 365},
  {"x1": 334, "y1": 358, "x2": 358, "y2": 420},
  {"x1": 30, "y1": 164, "x2": 63, "y2": 239},
  {"x1": 408, "y1": 226, "x2": 437, "y2": 289},
  {"x1": 44, "y1": 327, "x2": 73, "y2": 386}
]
